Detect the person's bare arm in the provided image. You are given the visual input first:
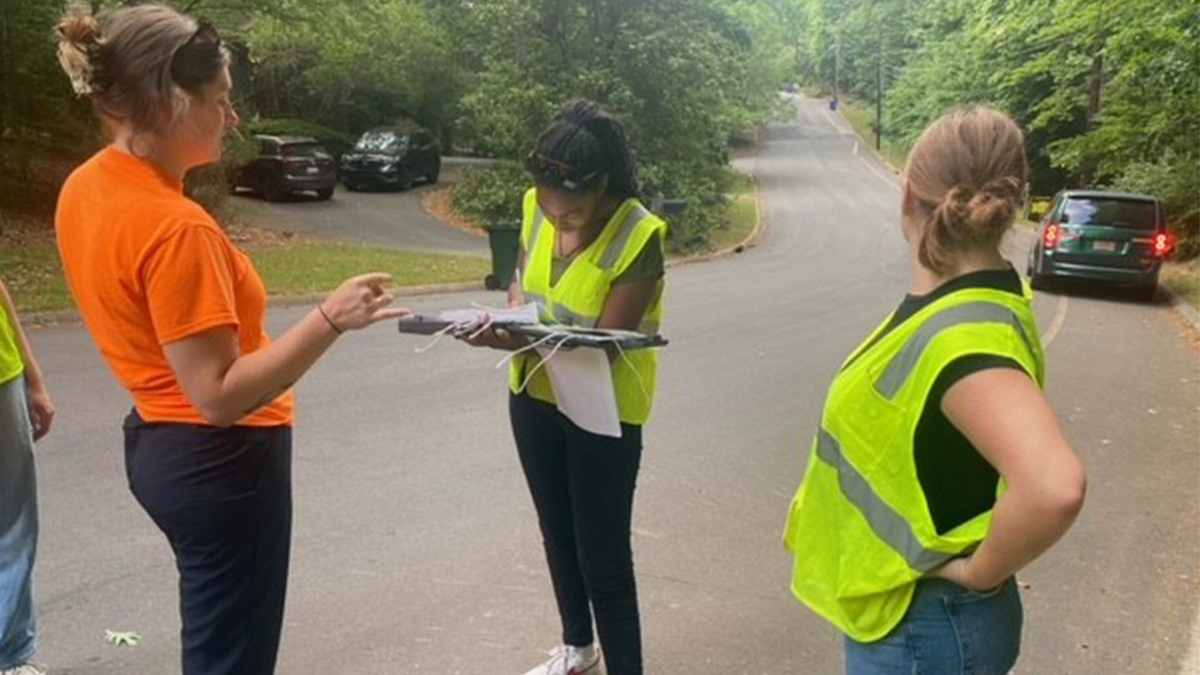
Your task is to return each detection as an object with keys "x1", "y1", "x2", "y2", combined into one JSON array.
[
  {"x1": 597, "y1": 277, "x2": 657, "y2": 331},
  {"x1": 164, "y1": 274, "x2": 409, "y2": 427},
  {"x1": 932, "y1": 369, "x2": 1087, "y2": 590},
  {"x1": 0, "y1": 276, "x2": 54, "y2": 440}
]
